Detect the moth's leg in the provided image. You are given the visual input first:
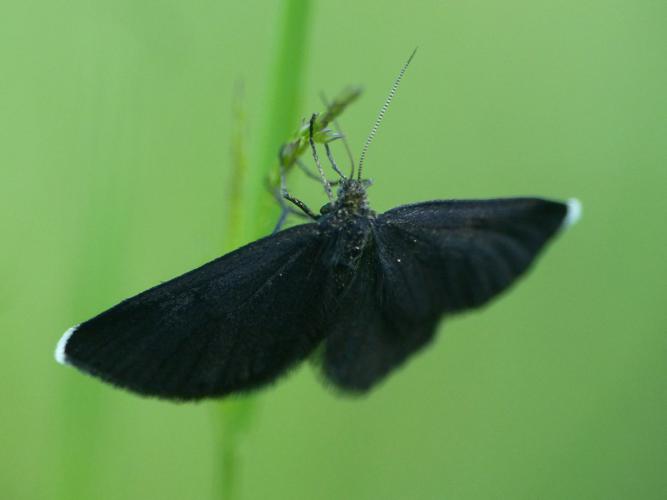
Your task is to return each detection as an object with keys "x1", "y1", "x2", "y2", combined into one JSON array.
[
  {"x1": 272, "y1": 195, "x2": 313, "y2": 234},
  {"x1": 296, "y1": 158, "x2": 340, "y2": 186},
  {"x1": 281, "y1": 191, "x2": 318, "y2": 219},
  {"x1": 272, "y1": 208, "x2": 289, "y2": 235},
  {"x1": 320, "y1": 91, "x2": 356, "y2": 178},
  {"x1": 324, "y1": 142, "x2": 346, "y2": 180},
  {"x1": 309, "y1": 114, "x2": 335, "y2": 203},
  {"x1": 272, "y1": 161, "x2": 318, "y2": 234},
  {"x1": 268, "y1": 183, "x2": 308, "y2": 213}
]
